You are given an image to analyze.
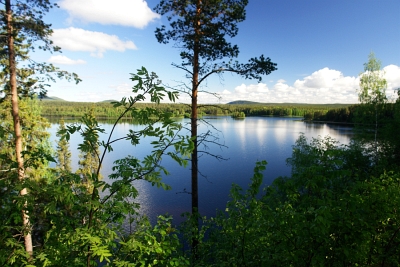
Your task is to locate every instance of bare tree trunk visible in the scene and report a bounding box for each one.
[6,0,33,257]
[190,0,201,254]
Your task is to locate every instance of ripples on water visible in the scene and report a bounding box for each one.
[48,116,353,226]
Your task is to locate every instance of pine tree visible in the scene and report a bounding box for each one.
[76,108,101,190]
[0,97,53,259]
[1,0,80,255]
[56,118,72,172]
[154,0,277,252]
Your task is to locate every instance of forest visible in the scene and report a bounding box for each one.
[39,100,352,120]
[1,0,399,266]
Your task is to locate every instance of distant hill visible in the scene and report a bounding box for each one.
[100,99,118,103]
[227,100,262,105]
[41,96,66,101]
[226,100,353,108]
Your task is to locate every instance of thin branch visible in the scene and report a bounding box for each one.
[176,188,191,195]
[200,118,225,137]
[0,168,17,172]
[108,136,129,145]
[196,166,212,184]
[163,80,192,97]
[197,68,224,87]
[197,150,227,161]
[99,128,183,206]
[172,62,193,76]
[197,90,222,100]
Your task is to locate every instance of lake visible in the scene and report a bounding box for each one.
[47,116,353,226]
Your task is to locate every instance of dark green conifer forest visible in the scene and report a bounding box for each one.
[39,100,353,120]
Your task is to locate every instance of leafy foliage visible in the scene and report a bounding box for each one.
[55,118,72,172]
[190,135,400,266]
[231,111,245,118]
[1,0,82,256]
[1,25,399,267]
[0,97,53,178]
[354,52,388,145]
[0,68,193,266]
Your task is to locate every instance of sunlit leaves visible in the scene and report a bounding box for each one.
[358,52,387,105]
[188,135,400,266]
[39,67,193,266]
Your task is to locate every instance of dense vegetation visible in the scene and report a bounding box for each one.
[311,103,400,127]
[231,111,245,118]
[1,68,193,266]
[39,99,352,120]
[1,0,398,265]
[1,63,399,266]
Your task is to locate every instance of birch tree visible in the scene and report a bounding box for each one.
[357,52,387,162]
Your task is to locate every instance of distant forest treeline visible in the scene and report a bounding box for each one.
[310,103,399,124]
[39,100,354,120]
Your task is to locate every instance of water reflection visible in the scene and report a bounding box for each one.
[48,117,353,225]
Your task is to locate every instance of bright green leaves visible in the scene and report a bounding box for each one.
[88,240,113,264]
[353,53,400,172]
[40,67,193,266]
[55,118,72,172]
[358,52,387,105]
[187,134,400,266]
[191,161,269,266]
[113,216,189,267]
[247,160,266,198]
[127,67,179,105]
[3,65,193,265]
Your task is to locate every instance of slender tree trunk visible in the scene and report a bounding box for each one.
[6,0,33,256]
[190,0,201,254]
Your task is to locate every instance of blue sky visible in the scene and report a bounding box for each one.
[35,0,400,103]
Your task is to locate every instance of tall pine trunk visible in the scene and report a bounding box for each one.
[6,0,33,256]
[190,0,201,253]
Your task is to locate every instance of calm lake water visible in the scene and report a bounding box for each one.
[48,116,353,225]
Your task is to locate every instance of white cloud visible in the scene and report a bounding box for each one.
[59,65,400,103]
[234,83,269,94]
[302,68,343,88]
[292,68,359,102]
[383,65,400,101]
[357,64,400,101]
[48,55,86,65]
[234,84,247,94]
[215,65,400,104]
[51,27,137,57]
[273,81,290,92]
[383,64,400,91]
[111,83,131,94]
[59,0,160,28]
[125,65,398,104]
